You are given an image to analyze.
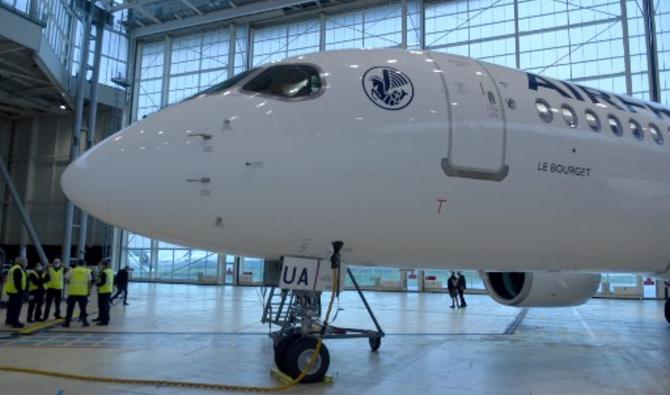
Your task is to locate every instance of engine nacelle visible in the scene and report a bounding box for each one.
[481,271,601,307]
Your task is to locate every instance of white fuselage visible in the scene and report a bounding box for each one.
[62,49,670,275]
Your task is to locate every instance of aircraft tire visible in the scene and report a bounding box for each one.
[274,333,301,372]
[369,336,381,352]
[281,336,330,383]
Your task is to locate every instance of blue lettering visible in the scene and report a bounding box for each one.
[528,73,571,98]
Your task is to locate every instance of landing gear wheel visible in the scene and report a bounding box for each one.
[369,336,381,352]
[665,299,670,324]
[274,333,301,371]
[281,336,330,383]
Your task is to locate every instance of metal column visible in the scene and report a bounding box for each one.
[642,0,661,103]
[0,153,49,266]
[620,0,633,96]
[62,8,94,266]
[401,0,408,49]
[76,20,105,261]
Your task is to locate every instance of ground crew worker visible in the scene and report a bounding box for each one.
[0,248,6,309]
[43,258,65,320]
[26,261,47,323]
[63,260,93,328]
[92,259,113,326]
[3,257,27,328]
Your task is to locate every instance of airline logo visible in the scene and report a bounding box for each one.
[363,67,414,110]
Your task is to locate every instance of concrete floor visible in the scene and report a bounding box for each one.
[0,283,668,395]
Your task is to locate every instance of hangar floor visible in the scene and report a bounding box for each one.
[0,283,668,395]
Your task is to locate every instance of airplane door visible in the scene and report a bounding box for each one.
[433,55,508,181]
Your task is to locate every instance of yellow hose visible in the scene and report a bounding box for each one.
[0,268,340,392]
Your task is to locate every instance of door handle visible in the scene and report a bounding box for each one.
[186,177,210,183]
[187,132,212,141]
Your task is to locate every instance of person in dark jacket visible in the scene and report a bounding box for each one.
[110,265,130,305]
[447,272,459,309]
[457,271,467,308]
[3,256,27,328]
[26,261,48,322]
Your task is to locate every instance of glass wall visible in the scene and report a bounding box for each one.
[135,25,248,120]
[136,41,165,119]
[325,5,403,50]
[658,0,670,106]
[253,19,320,66]
[70,1,129,88]
[125,233,152,279]
[122,233,219,282]
[168,29,231,104]
[124,0,668,296]
[1,0,30,14]
[41,0,73,66]
[426,0,517,67]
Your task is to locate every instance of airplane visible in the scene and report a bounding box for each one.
[61,48,670,382]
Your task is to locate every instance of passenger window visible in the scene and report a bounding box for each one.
[585,110,601,132]
[536,99,553,123]
[629,119,644,141]
[649,124,663,145]
[561,105,578,128]
[242,65,322,99]
[607,115,623,137]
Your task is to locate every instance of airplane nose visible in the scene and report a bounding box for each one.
[61,145,112,222]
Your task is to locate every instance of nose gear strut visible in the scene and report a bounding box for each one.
[264,241,386,383]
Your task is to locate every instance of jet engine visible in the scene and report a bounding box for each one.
[480,271,601,307]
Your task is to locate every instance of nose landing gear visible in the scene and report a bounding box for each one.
[265,242,385,383]
[665,298,669,324]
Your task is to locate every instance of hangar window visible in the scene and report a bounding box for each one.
[242,65,322,99]
[629,119,644,141]
[535,99,553,123]
[585,110,601,132]
[649,124,663,145]
[607,115,623,137]
[561,105,578,128]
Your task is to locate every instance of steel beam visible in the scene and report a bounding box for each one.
[642,0,661,102]
[401,0,407,49]
[180,0,203,15]
[0,152,49,266]
[62,10,94,266]
[130,0,308,39]
[77,21,105,261]
[620,0,633,96]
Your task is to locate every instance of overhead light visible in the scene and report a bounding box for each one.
[59,105,67,110]
[387,59,398,64]
[349,65,359,68]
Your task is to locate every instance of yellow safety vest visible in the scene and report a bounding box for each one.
[46,267,64,290]
[27,269,46,292]
[69,266,92,296]
[99,268,114,294]
[4,264,26,294]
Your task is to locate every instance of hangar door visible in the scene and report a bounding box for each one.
[435,56,508,181]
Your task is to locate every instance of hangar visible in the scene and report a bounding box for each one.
[1,0,669,394]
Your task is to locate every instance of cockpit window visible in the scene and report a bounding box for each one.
[242,65,322,99]
[200,68,260,95]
